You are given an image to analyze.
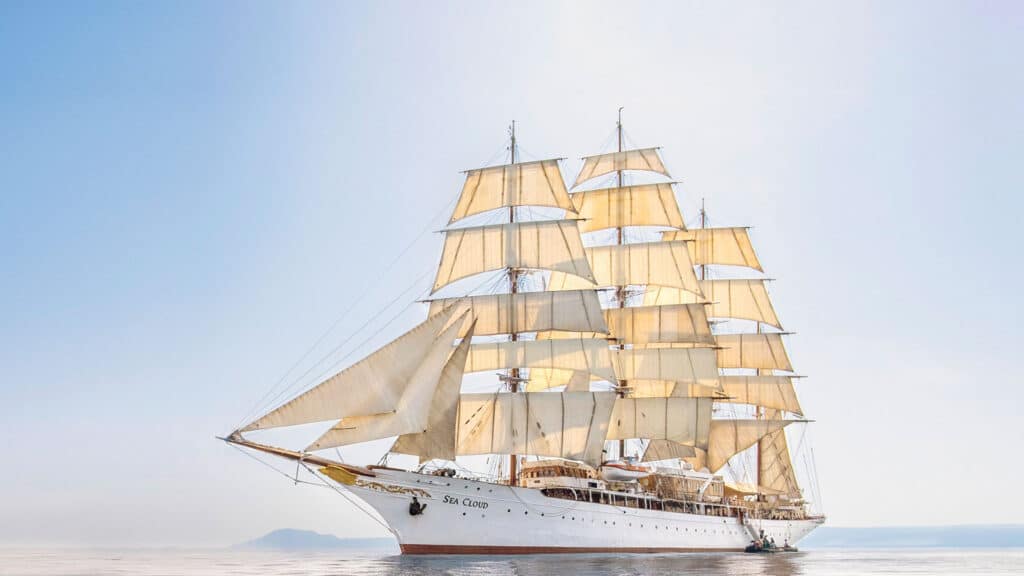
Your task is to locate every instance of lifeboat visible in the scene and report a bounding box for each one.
[599,461,650,482]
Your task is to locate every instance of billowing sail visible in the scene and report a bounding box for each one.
[604,304,715,345]
[642,439,697,462]
[626,379,723,398]
[432,220,595,293]
[569,183,684,232]
[644,280,780,329]
[606,397,714,450]
[719,375,803,415]
[465,338,617,383]
[449,159,575,224]
[758,408,802,495]
[241,305,467,432]
[391,321,477,462]
[664,227,762,271]
[427,290,608,336]
[715,333,793,371]
[704,419,794,473]
[457,392,617,466]
[574,147,669,187]
[525,367,592,391]
[549,240,702,295]
[306,315,468,450]
[613,347,720,389]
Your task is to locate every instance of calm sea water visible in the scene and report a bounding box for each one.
[1,548,1021,576]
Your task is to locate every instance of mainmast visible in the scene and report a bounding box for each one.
[615,108,627,461]
[507,120,520,486]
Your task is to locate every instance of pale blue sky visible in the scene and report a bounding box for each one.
[1,1,1022,547]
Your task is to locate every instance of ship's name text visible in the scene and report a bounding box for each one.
[442,495,489,509]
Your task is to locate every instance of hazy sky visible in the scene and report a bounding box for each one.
[2,1,1022,547]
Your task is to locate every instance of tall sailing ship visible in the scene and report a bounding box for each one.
[223,115,825,554]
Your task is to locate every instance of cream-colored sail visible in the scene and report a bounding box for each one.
[715,333,793,371]
[525,367,592,391]
[719,375,802,415]
[570,183,684,232]
[391,321,477,462]
[664,227,762,271]
[432,220,595,293]
[613,347,720,389]
[449,159,575,224]
[758,408,802,495]
[427,290,608,336]
[604,304,715,345]
[465,338,617,383]
[701,280,781,328]
[573,148,669,187]
[704,419,794,473]
[641,439,697,462]
[457,392,617,466]
[241,306,466,432]
[606,397,714,450]
[549,240,702,295]
[626,380,723,398]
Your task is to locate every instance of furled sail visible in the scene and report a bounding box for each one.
[549,240,702,296]
[449,159,575,224]
[641,439,697,462]
[464,338,617,383]
[427,290,608,336]
[613,347,720,389]
[241,305,467,432]
[569,183,685,232]
[719,375,803,415]
[606,397,714,450]
[604,303,715,345]
[391,321,477,462]
[703,419,794,473]
[573,147,669,187]
[715,333,793,372]
[758,408,802,495]
[663,227,763,271]
[432,220,595,293]
[457,392,617,467]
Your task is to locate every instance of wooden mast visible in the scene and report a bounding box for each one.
[508,120,520,486]
[615,108,627,461]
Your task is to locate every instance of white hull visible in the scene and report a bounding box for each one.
[343,468,823,554]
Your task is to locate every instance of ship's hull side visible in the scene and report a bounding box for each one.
[343,469,823,554]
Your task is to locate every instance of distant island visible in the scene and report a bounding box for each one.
[802,525,1024,548]
[238,525,1023,551]
[235,529,397,551]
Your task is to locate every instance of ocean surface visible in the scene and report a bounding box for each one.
[1,548,1022,576]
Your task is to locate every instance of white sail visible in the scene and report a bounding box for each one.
[427,290,608,336]
[703,419,794,473]
[719,375,803,415]
[449,159,575,224]
[613,347,720,389]
[241,305,467,432]
[549,240,702,295]
[604,303,715,345]
[465,338,617,383]
[573,147,669,187]
[758,408,802,495]
[525,367,592,392]
[308,315,470,451]
[625,380,723,398]
[432,220,595,293]
[569,183,684,232]
[391,321,478,462]
[641,439,697,462]
[457,392,617,467]
[606,397,714,450]
[664,227,763,271]
[643,280,780,329]
[715,333,793,372]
